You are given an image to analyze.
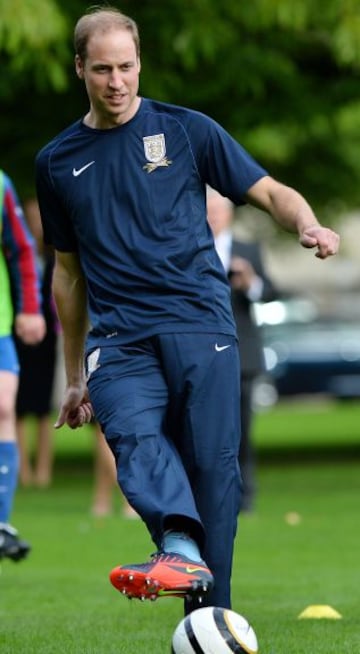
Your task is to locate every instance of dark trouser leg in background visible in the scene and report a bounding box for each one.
[239,375,256,513]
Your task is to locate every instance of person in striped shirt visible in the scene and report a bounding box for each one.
[0,170,46,562]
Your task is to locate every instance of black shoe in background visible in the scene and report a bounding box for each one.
[0,524,31,562]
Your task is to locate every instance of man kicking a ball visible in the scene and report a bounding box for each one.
[36,6,339,614]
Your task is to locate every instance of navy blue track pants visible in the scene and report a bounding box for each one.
[86,333,241,609]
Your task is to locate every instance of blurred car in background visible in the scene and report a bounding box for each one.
[254,296,360,402]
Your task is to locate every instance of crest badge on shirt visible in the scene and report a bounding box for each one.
[143,133,172,173]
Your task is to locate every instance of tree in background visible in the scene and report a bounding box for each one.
[0,0,69,94]
[1,0,360,216]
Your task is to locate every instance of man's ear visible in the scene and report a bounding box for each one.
[75,54,85,80]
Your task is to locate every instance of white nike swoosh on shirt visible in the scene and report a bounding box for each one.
[72,161,95,177]
[215,344,231,352]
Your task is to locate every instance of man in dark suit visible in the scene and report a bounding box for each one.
[207,187,278,512]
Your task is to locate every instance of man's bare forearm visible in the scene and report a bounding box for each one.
[245,176,339,259]
[53,253,88,386]
[246,177,317,231]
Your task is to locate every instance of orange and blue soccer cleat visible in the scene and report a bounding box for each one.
[109,551,214,602]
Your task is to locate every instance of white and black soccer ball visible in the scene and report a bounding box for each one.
[171,606,258,654]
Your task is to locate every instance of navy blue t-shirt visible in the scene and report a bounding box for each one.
[36,97,267,348]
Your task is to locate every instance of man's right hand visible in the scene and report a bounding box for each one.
[55,385,94,429]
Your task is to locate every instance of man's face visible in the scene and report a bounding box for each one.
[75,27,141,128]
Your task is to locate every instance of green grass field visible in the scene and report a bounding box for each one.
[1,400,359,653]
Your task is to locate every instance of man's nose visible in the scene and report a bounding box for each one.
[108,70,123,88]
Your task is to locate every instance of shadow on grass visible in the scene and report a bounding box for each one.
[53,441,360,474]
[257,440,360,464]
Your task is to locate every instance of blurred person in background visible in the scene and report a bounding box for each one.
[91,421,138,519]
[91,421,116,517]
[14,199,59,488]
[35,6,339,612]
[0,171,45,562]
[207,188,278,513]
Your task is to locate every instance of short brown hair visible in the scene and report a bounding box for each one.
[74,5,140,61]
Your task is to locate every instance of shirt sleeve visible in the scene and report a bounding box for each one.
[188,112,268,204]
[35,149,78,252]
[2,174,42,314]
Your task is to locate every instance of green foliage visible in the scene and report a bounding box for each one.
[0,0,70,93]
[1,0,360,214]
